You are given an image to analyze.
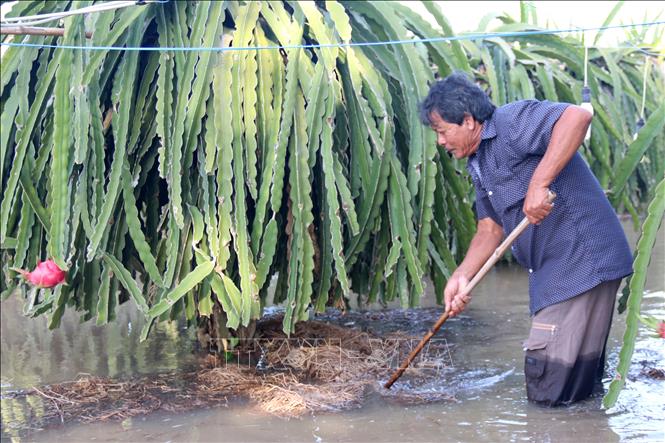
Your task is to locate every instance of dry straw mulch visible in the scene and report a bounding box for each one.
[3,315,454,432]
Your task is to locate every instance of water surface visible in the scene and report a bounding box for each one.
[1,221,663,442]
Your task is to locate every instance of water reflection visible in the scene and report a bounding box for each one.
[1,298,197,390]
[0,299,198,440]
[1,221,663,442]
[606,290,665,441]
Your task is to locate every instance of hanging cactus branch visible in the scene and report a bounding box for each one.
[1,2,663,344]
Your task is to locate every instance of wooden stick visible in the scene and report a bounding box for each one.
[384,191,556,389]
[0,26,93,39]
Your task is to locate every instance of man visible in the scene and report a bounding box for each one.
[419,73,633,406]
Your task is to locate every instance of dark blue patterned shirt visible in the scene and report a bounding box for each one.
[467,100,633,315]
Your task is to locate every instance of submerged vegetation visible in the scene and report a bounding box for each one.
[0,312,452,434]
[1,1,663,404]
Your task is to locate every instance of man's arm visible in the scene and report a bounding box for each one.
[524,105,593,224]
[444,217,504,316]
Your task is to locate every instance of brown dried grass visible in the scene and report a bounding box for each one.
[250,379,366,417]
[6,317,453,432]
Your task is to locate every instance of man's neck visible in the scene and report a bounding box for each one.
[468,122,484,156]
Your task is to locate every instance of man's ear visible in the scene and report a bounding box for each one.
[463,113,476,130]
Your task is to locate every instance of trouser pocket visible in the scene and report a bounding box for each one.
[523,323,557,403]
[525,351,546,378]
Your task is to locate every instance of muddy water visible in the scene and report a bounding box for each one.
[1,221,663,442]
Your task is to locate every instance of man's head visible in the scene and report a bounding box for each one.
[419,73,495,159]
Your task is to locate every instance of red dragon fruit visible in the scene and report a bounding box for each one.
[16,259,66,288]
[639,315,665,339]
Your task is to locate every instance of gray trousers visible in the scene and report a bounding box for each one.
[523,279,621,406]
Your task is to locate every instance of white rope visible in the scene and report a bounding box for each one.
[584,46,589,87]
[581,31,593,141]
[1,1,159,27]
[640,56,649,119]
[634,56,650,140]
[2,2,133,24]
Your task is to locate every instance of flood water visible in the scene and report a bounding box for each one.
[1,220,663,442]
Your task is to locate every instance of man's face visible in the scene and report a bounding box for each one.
[429,111,478,159]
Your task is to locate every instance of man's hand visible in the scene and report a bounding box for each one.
[523,184,553,225]
[444,272,471,317]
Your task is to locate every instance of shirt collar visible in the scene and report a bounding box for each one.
[480,112,497,140]
[467,112,496,171]
[467,112,496,180]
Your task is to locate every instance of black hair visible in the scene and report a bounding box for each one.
[419,72,496,126]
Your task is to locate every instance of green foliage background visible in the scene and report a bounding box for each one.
[1,1,663,342]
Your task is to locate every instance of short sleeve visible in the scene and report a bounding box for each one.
[507,100,570,156]
[471,177,502,225]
